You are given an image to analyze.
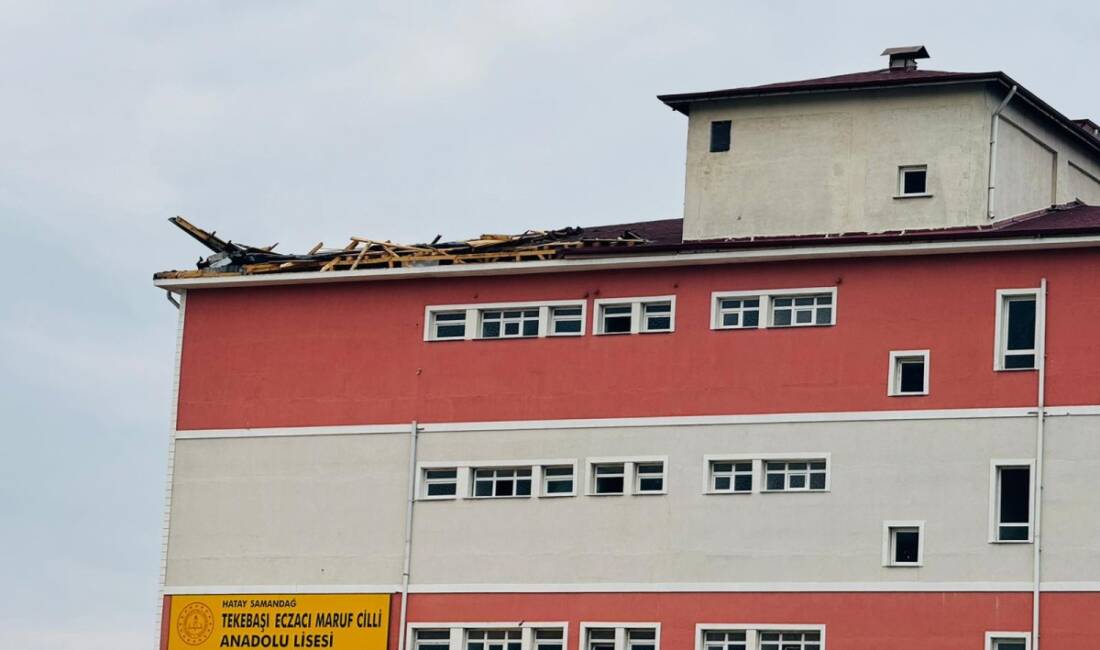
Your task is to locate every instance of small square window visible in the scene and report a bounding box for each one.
[889,350,929,396]
[702,630,747,650]
[415,629,452,650]
[635,462,665,493]
[991,639,1027,650]
[586,628,616,650]
[710,120,732,152]
[710,461,753,493]
[542,465,575,496]
[626,628,657,650]
[600,304,633,334]
[550,306,584,335]
[759,630,820,650]
[592,463,626,495]
[431,311,467,339]
[716,297,761,329]
[640,301,673,333]
[423,468,458,498]
[534,629,565,650]
[898,165,928,196]
[884,521,924,566]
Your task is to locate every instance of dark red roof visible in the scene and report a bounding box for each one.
[580,217,683,246]
[657,68,1100,159]
[567,201,1100,257]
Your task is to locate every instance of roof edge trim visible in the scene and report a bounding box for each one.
[154,233,1100,291]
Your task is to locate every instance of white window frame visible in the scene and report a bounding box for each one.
[417,459,577,500]
[702,453,831,495]
[541,463,578,498]
[580,623,661,650]
[593,296,677,335]
[704,458,755,495]
[470,466,534,499]
[418,465,460,501]
[423,300,587,341]
[427,310,469,341]
[634,461,666,495]
[984,632,1031,650]
[882,520,925,567]
[994,289,1040,371]
[989,459,1036,544]
[694,624,825,650]
[896,164,931,198]
[406,622,569,650]
[887,350,930,396]
[761,457,830,493]
[711,288,837,330]
[586,456,669,496]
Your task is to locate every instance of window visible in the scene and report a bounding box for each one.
[635,462,665,494]
[698,626,824,650]
[764,460,827,492]
[550,306,584,335]
[771,294,833,327]
[430,311,466,340]
[759,631,822,650]
[883,521,924,567]
[534,629,565,650]
[594,296,676,335]
[991,461,1034,543]
[472,467,532,498]
[424,301,586,341]
[986,633,1030,650]
[702,630,747,650]
[592,463,626,495]
[422,468,458,498]
[542,465,575,496]
[715,296,760,329]
[712,288,836,330]
[897,165,928,196]
[481,309,539,339]
[583,625,659,650]
[710,120,732,152]
[709,461,753,493]
[888,350,929,396]
[627,628,657,650]
[466,629,521,650]
[414,630,451,650]
[996,290,1039,370]
[641,302,673,332]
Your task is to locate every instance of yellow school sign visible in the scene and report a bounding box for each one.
[165,594,390,649]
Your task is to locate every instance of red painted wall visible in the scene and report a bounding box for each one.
[175,249,1100,430]
[405,592,1098,650]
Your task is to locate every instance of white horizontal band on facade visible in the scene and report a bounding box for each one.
[162,581,1100,595]
[173,405,1100,439]
[153,234,1100,291]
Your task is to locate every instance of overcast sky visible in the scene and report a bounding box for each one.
[1,1,1097,648]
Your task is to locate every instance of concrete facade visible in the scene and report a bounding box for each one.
[679,85,1100,240]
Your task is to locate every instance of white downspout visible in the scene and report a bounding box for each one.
[987,85,1019,220]
[397,420,420,650]
[1032,278,1048,650]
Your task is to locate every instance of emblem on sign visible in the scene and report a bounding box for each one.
[177,601,215,646]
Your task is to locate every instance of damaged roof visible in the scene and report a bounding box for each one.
[155,202,1100,281]
[153,216,678,279]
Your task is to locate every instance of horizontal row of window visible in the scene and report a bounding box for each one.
[420,458,1035,545]
[423,288,1040,372]
[418,456,830,500]
[412,624,829,650]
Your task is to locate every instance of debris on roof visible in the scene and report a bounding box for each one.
[154,216,663,279]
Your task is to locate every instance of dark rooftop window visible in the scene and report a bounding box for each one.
[710,120,731,152]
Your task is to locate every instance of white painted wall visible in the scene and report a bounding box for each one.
[993,95,1100,218]
[680,84,1100,240]
[681,86,992,240]
[164,413,1100,590]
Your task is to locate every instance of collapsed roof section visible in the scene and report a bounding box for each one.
[153,216,672,279]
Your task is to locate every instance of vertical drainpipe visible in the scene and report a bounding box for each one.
[1032,278,1048,650]
[397,420,420,650]
[987,85,1019,220]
